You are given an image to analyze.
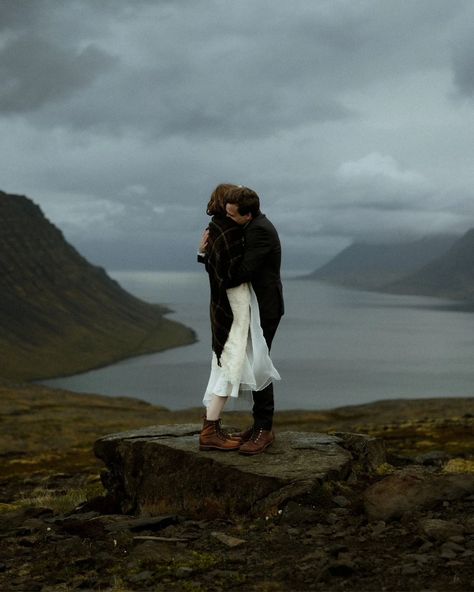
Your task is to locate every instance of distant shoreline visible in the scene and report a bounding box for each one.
[36,317,198,384]
[296,275,474,311]
[2,310,196,383]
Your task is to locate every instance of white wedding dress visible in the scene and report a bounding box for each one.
[203,283,280,408]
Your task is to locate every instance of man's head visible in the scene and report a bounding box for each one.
[225,186,261,225]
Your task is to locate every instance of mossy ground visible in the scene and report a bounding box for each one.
[0,312,195,382]
[1,382,473,591]
[1,380,473,511]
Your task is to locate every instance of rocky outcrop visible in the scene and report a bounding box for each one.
[94,424,386,519]
[363,466,474,521]
[0,190,195,380]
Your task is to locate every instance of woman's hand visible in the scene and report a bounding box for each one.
[198,228,209,253]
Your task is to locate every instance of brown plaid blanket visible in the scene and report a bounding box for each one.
[205,215,244,363]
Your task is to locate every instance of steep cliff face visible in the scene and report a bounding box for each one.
[0,190,195,381]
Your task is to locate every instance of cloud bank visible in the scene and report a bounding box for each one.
[1,0,474,271]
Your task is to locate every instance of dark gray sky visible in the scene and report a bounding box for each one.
[1,0,474,271]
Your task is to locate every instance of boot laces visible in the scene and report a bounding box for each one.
[216,419,231,440]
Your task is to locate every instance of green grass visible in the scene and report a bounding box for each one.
[7,480,105,514]
[0,314,195,381]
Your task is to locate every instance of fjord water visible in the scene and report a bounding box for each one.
[44,271,474,410]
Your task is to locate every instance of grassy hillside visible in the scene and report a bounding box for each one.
[0,191,196,381]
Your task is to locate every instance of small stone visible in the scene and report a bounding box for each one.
[211,532,246,547]
[306,525,328,538]
[371,521,387,536]
[332,495,350,508]
[405,553,430,565]
[464,517,474,534]
[105,515,180,532]
[414,451,451,466]
[418,541,434,553]
[175,567,194,579]
[445,560,465,567]
[449,535,466,544]
[286,527,301,536]
[332,507,350,516]
[440,548,457,560]
[419,518,465,541]
[441,541,465,554]
[326,513,340,524]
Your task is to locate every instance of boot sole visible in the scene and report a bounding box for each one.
[199,445,240,451]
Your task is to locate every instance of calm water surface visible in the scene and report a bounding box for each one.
[43,271,474,410]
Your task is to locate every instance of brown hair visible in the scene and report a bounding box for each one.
[206,183,238,216]
[225,186,261,217]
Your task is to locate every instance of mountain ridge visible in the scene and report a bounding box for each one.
[307,234,458,291]
[384,228,474,300]
[0,190,196,381]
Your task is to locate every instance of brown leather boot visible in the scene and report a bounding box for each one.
[199,419,241,451]
[231,425,255,443]
[201,416,242,442]
[238,428,274,455]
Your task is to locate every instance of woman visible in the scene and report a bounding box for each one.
[198,184,280,451]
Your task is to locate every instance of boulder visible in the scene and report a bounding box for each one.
[94,425,385,519]
[363,466,474,521]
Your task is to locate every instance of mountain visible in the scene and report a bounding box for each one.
[307,235,458,290]
[384,228,474,300]
[0,190,195,381]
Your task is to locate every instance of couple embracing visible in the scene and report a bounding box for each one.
[197,184,284,455]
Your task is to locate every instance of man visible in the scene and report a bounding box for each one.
[224,186,284,455]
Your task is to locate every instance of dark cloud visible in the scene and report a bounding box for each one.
[0,34,116,113]
[0,0,45,31]
[452,38,474,97]
[0,0,474,271]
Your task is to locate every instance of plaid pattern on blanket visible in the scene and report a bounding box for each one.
[206,215,244,364]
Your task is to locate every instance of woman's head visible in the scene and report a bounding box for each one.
[206,184,238,216]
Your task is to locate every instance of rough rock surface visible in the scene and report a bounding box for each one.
[94,424,386,518]
[364,466,474,521]
[2,392,473,591]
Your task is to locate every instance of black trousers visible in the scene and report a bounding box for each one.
[252,317,281,430]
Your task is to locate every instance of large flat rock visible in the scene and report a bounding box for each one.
[94,424,385,518]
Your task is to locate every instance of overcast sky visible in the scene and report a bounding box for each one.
[1,0,474,271]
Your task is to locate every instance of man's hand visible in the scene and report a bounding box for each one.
[198,228,209,254]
